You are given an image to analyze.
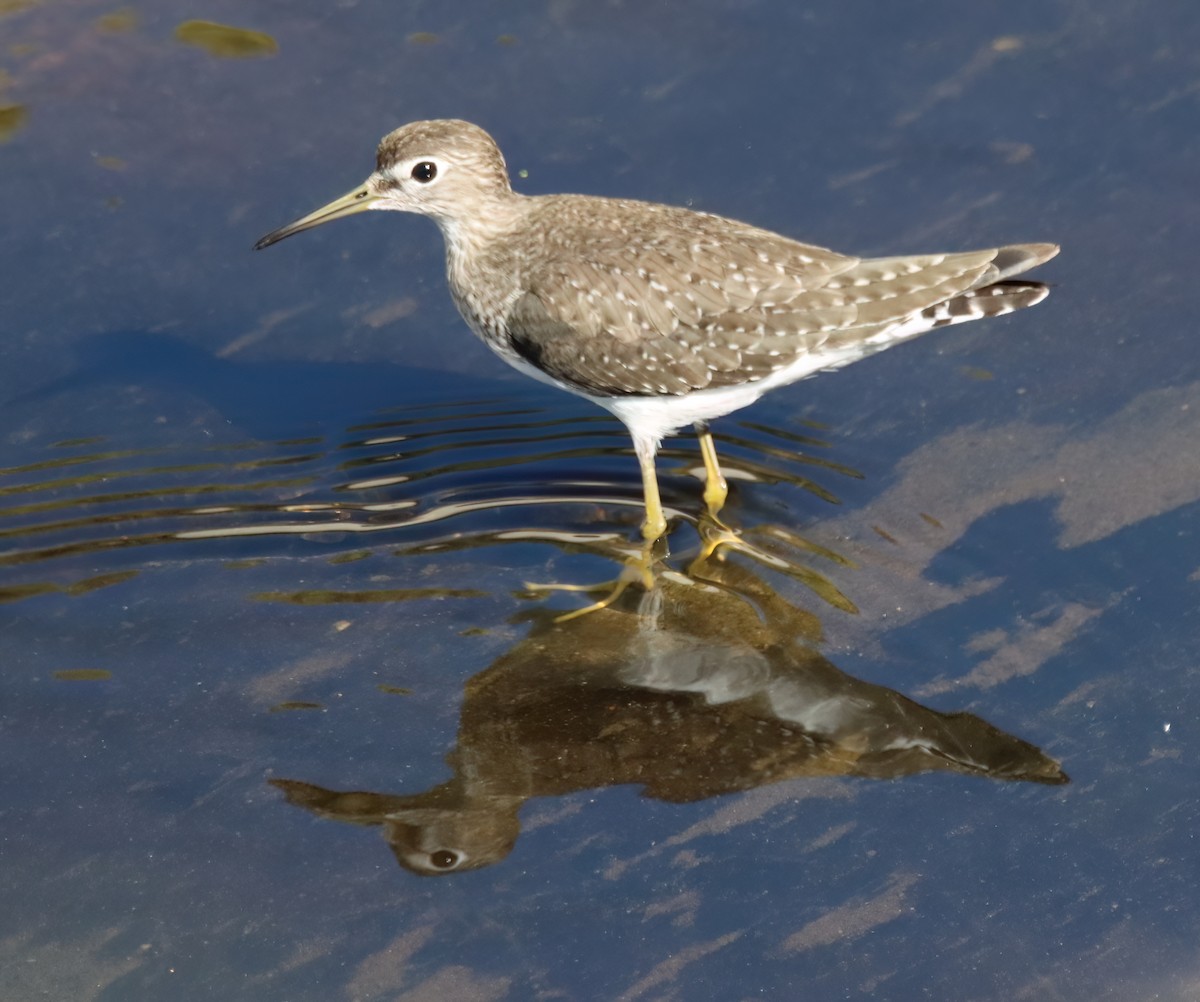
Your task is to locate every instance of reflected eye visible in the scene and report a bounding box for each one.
[429,849,459,869]
[411,161,438,183]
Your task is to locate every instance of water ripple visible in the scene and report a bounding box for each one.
[0,393,861,609]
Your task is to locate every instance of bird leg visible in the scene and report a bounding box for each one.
[692,424,740,559]
[633,431,669,541]
[523,432,671,620]
[694,422,729,519]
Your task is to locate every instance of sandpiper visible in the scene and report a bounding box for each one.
[255,119,1058,541]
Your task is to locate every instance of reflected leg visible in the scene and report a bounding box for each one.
[525,536,664,621]
[549,538,659,621]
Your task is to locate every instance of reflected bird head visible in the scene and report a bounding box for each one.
[384,803,522,877]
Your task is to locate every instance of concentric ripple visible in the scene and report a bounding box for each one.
[0,391,862,608]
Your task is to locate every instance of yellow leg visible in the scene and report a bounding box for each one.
[634,433,668,541]
[695,423,728,518]
[521,432,667,620]
[692,424,738,561]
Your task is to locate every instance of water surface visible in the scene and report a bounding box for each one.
[2,1,1198,999]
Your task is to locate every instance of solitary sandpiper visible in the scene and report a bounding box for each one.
[255,118,1058,542]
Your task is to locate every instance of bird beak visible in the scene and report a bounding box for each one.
[254,184,381,250]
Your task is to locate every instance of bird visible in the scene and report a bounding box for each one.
[255,118,1058,543]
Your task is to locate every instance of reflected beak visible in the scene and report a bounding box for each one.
[253,184,380,250]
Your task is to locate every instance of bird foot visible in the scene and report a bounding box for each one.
[687,514,859,614]
[524,538,665,621]
[692,511,743,564]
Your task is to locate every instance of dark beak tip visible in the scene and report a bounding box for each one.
[253,231,286,252]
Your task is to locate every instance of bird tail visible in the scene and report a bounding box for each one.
[920,278,1052,329]
[924,242,1059,328]
[984,242,1059,283]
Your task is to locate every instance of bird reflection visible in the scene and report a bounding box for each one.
[271,549,1066,876]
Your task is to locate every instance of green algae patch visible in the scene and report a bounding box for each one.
[175,20,278,58]
[0,104,27,143]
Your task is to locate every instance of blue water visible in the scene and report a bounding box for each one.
[3,1,1199,999]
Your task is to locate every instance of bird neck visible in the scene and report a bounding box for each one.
[436,189,525,261]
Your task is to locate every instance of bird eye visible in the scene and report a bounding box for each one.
[411,161,438,183]
[429,849,459,869]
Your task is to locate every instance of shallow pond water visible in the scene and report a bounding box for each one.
[2,1,1199,999]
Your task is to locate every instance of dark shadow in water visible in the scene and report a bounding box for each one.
[13,330,485,438]
[271,551,1067,877]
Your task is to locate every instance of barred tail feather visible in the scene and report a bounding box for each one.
[922,279,1050,330]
